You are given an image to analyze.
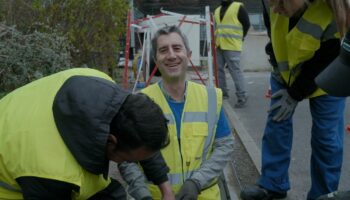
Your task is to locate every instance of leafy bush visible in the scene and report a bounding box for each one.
[1,0,128,77]
[33,0,128,77]
[0,0,128,94]
[0,22,74,93]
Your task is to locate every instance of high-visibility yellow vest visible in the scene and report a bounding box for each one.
[0,68,112,199]
[271,0,339,98]
[142,81,222,200]
[214,2,243,51]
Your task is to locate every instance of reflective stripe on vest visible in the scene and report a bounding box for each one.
[296,18,323,39]
[216,24,242,30]
[205,86,217,163]
[277,61,289,72]
[277,62,303,78]
[0,181,21,193]
[215,33,242,39]
[271,0,339,98]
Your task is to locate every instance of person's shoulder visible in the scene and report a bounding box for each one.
[188,81,206,89]
[141,82,159,93]
[188,82,222,96]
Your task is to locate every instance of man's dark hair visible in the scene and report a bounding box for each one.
[110,93,169,152]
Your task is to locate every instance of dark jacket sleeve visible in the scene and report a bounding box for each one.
[139,151,169,185]
[237,5,251,38]
[88,179,127,200]
[261,0,271,37]
[260,0,277,67]
[16,176,77,200]
[17,176,127,200]
[287,39,340,101]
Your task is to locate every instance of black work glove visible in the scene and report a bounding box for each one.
[175,179,201,200]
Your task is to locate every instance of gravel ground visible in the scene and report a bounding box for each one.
[231,131,260,189]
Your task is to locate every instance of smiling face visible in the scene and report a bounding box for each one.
[269,0,307,17]
[155,32,192,83]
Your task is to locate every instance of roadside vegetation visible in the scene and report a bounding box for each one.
[0,0,128,97]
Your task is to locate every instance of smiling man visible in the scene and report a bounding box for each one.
[124,26,235,200]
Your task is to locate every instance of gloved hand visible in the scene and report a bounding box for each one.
[175,179,201,200]
[269,89,298,122]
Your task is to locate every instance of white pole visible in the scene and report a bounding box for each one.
[130,0,135,55]
[205,6,214,87]
[145,30,151,84]
[132,31,147,93]
[147,15,158,33]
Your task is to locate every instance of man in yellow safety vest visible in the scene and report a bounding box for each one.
[214,0,250,108]
[0,68,170,199]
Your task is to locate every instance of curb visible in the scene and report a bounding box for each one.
[223,101,262,175]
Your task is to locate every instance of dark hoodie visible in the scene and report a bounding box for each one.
[16,76,169,199]
[53,76,128,176]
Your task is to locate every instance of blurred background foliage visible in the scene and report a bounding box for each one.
[0,0,128,97]
[0,23,73,95]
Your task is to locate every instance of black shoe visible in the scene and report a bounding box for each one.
[317,190,350,200]
[223,92,229,99]
[234,96,248,108]
[240,186,287,200]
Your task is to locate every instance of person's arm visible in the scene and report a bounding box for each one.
[158,181,175,200]
[118,162,152,200]
[139,151,174,199]
[189,136,234,189]
[16,176,77,200]
[237,5,251,38]
[189,108,234,189]
[119,152,173,199]
[287,39,340,101]
[139,151,169,185]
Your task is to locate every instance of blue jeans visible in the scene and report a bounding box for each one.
[258,74,346,200]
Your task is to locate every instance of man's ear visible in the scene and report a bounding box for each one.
[188,50,192,59]
[107,134,118,145]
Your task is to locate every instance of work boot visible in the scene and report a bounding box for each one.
[223,92,229,100]
[317,190,350,200]
[234,96,247,108]
[240,185,287,200]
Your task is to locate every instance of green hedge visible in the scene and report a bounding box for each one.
[0,23,74,93]
[0,0,128,93]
